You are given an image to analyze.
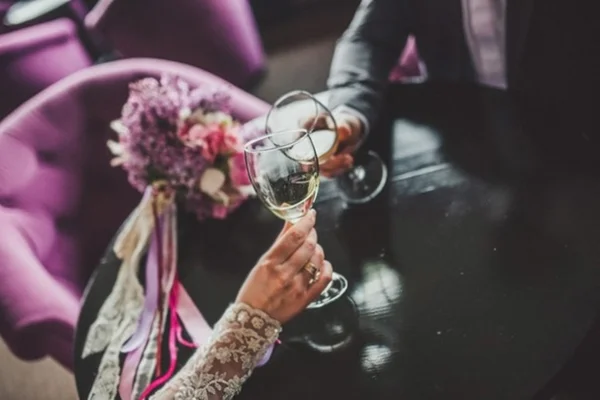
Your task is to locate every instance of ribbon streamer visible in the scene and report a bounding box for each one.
[131,201,177,399]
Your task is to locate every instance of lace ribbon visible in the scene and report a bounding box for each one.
[82,186,172,400]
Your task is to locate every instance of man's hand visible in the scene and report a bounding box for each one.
[320,113,364,178]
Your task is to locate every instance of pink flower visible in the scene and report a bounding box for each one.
[179,121,243,161]
[228,152,250,186]
[179,123,224,162]
[222,126,242,153]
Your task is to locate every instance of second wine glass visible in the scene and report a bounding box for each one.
[265,90,387,204]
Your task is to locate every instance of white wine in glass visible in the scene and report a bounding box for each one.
[265,170,319,223]
[244,128,348,310]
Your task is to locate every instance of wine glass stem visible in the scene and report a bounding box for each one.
[350,165,366,182]
[288,212,333,294]
[322,279,334,293]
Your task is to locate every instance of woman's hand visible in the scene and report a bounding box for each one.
[236,210,332,324]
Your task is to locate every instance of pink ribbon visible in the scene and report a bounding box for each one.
[175,283,274,366]
[176,283,211,344]
[138,276,182,399]
[119,345,144,400]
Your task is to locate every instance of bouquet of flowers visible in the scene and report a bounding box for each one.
[82,75,261,400]
[108,74,253,220]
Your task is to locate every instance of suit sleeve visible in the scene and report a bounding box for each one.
[327,0,412,130]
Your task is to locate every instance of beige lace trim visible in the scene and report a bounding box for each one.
[150,303,281,400]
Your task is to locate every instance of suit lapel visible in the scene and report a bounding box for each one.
[506,0,535,86]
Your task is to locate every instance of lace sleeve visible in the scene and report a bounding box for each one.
[150,303,281,400]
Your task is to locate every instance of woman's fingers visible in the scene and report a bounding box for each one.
[268,210,316,263]
[288,244,326,296]
[305,260,333,302]
[311,243,325,267]
[279,229,318,279]
[276,221,293,239]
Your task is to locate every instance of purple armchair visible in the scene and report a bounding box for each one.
[0,58,269,370]
[0,1,12,32]
[0,18,92,118]
[85,0,266,88]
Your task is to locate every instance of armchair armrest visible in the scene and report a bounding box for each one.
[0,211,79,370]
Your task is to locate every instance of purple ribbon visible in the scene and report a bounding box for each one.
[257,344,275,367]
[121,214,162,353]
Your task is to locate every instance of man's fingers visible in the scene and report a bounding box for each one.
[320,154,354,177]
[337,123,352,142]
[301,114,335,132]
[336,121,363,154]
[268,210,316,262]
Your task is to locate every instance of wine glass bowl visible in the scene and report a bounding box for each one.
[265,90,387,204]
[266,91,340,163]
[305,113,340,163]
[265,90,320,135]
[244,129,319,224]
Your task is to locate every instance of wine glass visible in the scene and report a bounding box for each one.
[265,90,387,204]
[244,129,348,309]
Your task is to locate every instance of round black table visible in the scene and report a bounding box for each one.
[75,84,600,400]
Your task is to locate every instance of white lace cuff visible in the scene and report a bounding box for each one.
[150,303,281,400]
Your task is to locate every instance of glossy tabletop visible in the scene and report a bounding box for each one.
[75,83,600,400]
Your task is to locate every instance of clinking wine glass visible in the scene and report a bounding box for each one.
[265,90,387,204]
[244,129,348,312]
[245,129,353,352]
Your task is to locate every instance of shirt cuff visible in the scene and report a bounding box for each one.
[332,105,370,149]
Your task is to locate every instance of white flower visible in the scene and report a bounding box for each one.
[106,140,127,166]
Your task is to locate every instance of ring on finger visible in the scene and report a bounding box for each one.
[303,262,321,286]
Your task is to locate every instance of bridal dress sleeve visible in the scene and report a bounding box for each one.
[150,303,281,400]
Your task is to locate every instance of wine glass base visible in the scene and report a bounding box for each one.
[336,150,387,204]
[300,296,358,353]
[302,332,355,353]
[307,272,348,309]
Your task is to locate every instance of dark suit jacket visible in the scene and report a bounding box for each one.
[328,0,599,134]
